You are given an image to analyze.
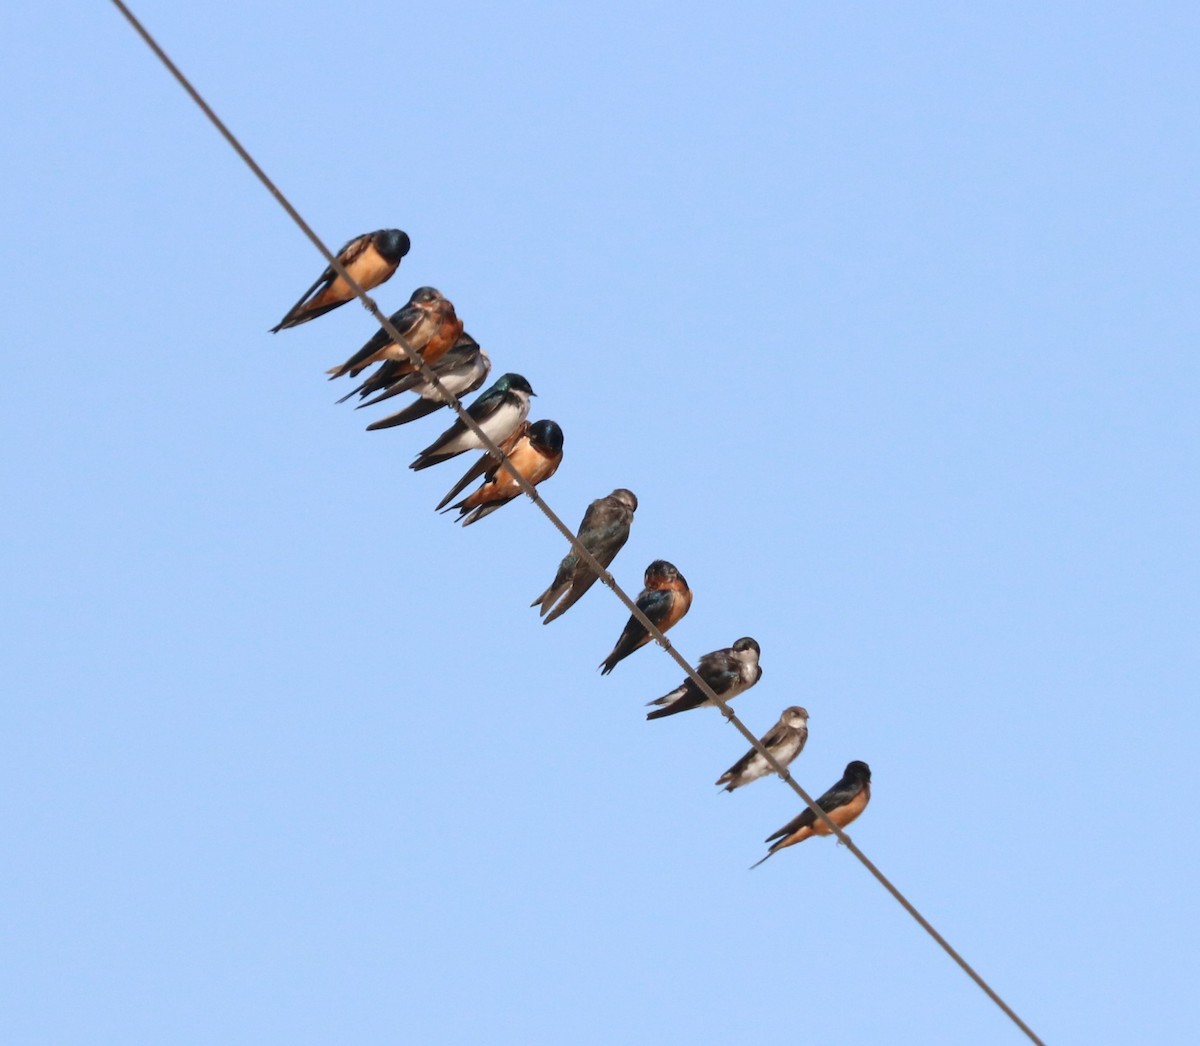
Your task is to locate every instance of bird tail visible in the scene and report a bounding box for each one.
[530,577,570,619]
[541,573,600,625]
[270,273,329,332]
[356,369,422,408]
[366,398,445,432]
[645,684,685,713]
[459,501,507,526]
[645,702,683,721]
[435,452,496,510]
[410,448,457,472]
[749,850,775,870]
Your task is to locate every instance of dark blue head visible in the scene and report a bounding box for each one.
[374,228,411,262]
[844,761,871,782]
[529,419,564,454]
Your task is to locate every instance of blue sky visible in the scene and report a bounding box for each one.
[3,3,1197,1043]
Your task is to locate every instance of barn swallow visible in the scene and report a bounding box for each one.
[645,637,761,720]
[409,373,535,470]
[271,228,410,332]
[531,489,638,624]
[354,335,492,428]
[326,286,462,380]
[715,706,809,792]
[751,760,872,868]
[444,419,564,525]
[598,560,692,675]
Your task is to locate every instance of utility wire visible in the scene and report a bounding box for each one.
[109,5,1046,1043]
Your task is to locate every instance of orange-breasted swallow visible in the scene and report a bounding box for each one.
[349,334,491,428]
[751,760,871,868]
[409,373,535,469]
[531,489,638,624]
[598,560,692,675]
[443,419,564,526]
[326,286,462,380]
[645,637,761,720]
[271,228,410,332]
[716,706,809,792]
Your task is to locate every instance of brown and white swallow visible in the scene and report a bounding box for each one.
[645,637,762,720]
[715,706,809,792]
[531,489,638,624]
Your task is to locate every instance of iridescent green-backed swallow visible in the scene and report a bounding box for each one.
[409,373,535,472]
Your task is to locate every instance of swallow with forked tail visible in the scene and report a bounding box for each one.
[716,706,809,792]
[272,228,409,332]
[327,286,462,380]
[599,560,692,675]
[531,489,637,624]
[645,637,761,720]
[751,760,871,868]
[444,419,563,525]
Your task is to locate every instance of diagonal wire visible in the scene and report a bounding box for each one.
[108,4,1046,1043]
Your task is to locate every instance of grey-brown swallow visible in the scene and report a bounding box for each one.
[531,489,637,624]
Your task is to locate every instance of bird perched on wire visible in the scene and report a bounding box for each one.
[271,228,410,332]
[442,419,564,526]
[645,637,761,720]
[599,560,692,675]
[409,373,535,470]
[715,706,809,792]
[531,489,638,624]
[349,334,491,429]
[751,760,872,868]
[326,286,462,380]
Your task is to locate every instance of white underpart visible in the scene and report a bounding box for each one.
[740,732,803,784]
[723,650,761,698]
[441,392,530,453]
[421,362,485,403]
